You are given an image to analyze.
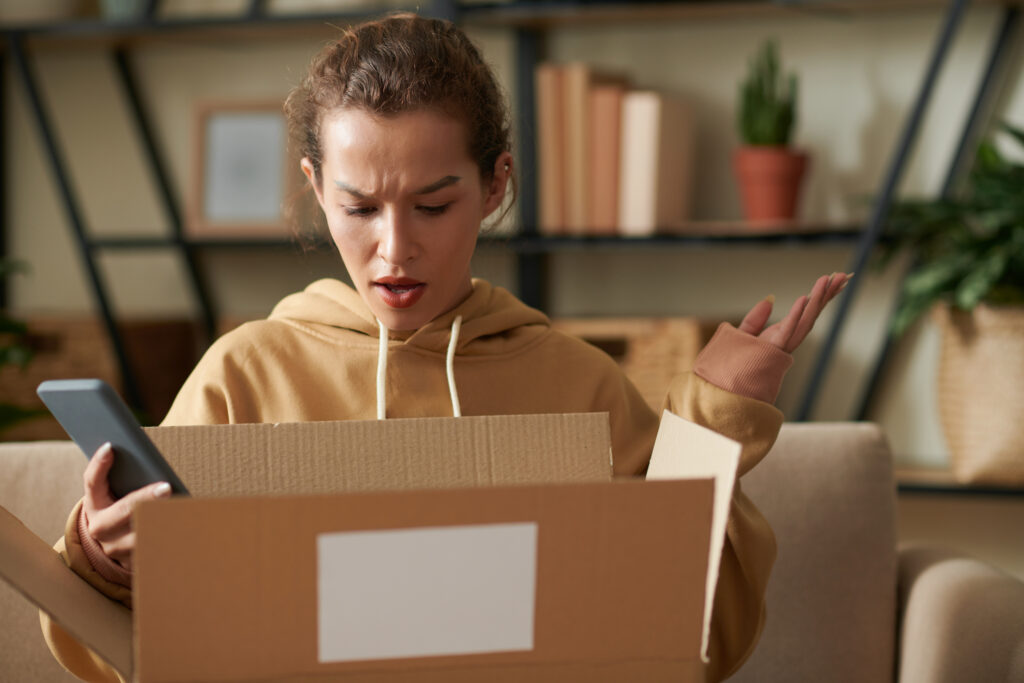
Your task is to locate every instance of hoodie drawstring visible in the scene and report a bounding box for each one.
[446,316,463,418]
[375,315,463,420]
[376,319,389,420]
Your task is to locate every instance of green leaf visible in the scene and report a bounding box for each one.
[1002,121,1024,150]
[974,140,1005,173]
[738,39,796,145]
[0,259,29,278]
[891,294,938,337]
[955,247,1010,309]
[902,255,969,298]
[0,317,28,335]
[0,403,47,434]
[0,345,33,369]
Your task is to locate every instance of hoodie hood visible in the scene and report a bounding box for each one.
[268,278,551,356]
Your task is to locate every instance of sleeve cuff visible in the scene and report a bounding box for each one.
[693,323,794,404]
[77,505,133,589]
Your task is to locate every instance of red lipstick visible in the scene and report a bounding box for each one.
[374,277,426,309]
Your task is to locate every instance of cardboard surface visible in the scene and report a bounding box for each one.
[647,411,741,662]
[144,413,613,497]
[1,412,728,683]
[0,505,133,676]
[133,479,713,682]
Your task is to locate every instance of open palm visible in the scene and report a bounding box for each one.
[739,273,851,353]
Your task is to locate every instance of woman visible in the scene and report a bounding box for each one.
[43,13,849,682]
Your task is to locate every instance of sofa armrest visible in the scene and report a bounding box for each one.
[897,544,1024,682]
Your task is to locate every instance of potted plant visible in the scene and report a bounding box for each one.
[0,260,44,436]
[880,122,1024,485]
[734,39,808,225]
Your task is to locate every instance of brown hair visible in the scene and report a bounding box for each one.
[285,12,514,204]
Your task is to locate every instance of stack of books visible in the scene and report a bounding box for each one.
[535,61,696,236]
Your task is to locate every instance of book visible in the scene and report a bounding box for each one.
[617,90,695,235]
[535,62,566,235]
[562,63,628,234]
[587,83,627,234]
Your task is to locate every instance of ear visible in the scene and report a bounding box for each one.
[482,151,513,219]
[300,157,326,210]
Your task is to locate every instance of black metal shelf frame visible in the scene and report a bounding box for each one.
[2,0,1020,417]
[797,0,1022,420]
[897,481,1024,498]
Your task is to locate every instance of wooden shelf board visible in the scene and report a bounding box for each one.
[460,0,1017,27]
[478,222,864,251]
[897,467,1024,497]
[0,10,398,48]
[4,0,1020,48]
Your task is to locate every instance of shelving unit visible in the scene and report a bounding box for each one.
[1,0,1021,426]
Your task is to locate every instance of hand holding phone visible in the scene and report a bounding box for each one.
[81,441,176,572]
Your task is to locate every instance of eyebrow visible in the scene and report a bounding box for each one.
[414,175,461,195]
[333,175,461,198]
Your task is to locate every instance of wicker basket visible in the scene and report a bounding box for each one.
[551,317,719,411]
[934,303,1024,485]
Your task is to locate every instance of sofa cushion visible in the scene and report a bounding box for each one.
[732,422,898,683]
[0,440,86,682]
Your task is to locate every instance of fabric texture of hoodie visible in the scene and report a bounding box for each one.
[43,277,790,683]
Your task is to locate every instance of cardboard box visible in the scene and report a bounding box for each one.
[0,411,740,682]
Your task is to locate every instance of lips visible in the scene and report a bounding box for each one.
[373,277,426,309]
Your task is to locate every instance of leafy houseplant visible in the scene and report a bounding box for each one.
[0,260,44,435]
[733,40,808,224]
[881,123,1024,485]
[738,39,797,146]
[880,123,1024,334]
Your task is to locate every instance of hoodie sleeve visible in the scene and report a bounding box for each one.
[663,323,790,683]
[39,500,130,683]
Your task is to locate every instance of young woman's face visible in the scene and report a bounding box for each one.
[303,108,510,331]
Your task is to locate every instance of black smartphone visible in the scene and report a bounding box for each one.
[36,378,190,499]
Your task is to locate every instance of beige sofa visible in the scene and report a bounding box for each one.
[2,423,1023,682]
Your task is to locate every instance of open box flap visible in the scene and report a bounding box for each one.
[645,410,741,663]
[0,505,132,678]
[144,413,613,497]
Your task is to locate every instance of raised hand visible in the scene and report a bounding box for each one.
[738,273,852,353]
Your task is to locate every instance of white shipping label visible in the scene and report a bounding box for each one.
[317,522,538,663]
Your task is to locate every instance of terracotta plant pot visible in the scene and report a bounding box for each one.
[733,146,808,224]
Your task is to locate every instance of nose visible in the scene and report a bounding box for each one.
[377,208,419,265]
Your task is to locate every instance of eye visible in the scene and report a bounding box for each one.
[417,203,452,216]
[344,206,377,218]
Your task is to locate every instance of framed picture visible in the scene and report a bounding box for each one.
[188,101,297,239]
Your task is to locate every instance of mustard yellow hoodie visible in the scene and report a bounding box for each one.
[43,278,787,682]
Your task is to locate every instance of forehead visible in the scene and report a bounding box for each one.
[318,108,473,172]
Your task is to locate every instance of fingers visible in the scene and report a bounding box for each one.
[785,274,831,351]
[738,295,775,336]
[827,272,852,302]
[83,443,117,513]
[776,295,810,349]
[783,272,855,352]
[753,272,854,352]
[87,481,171,570]
[82,442,172,570]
